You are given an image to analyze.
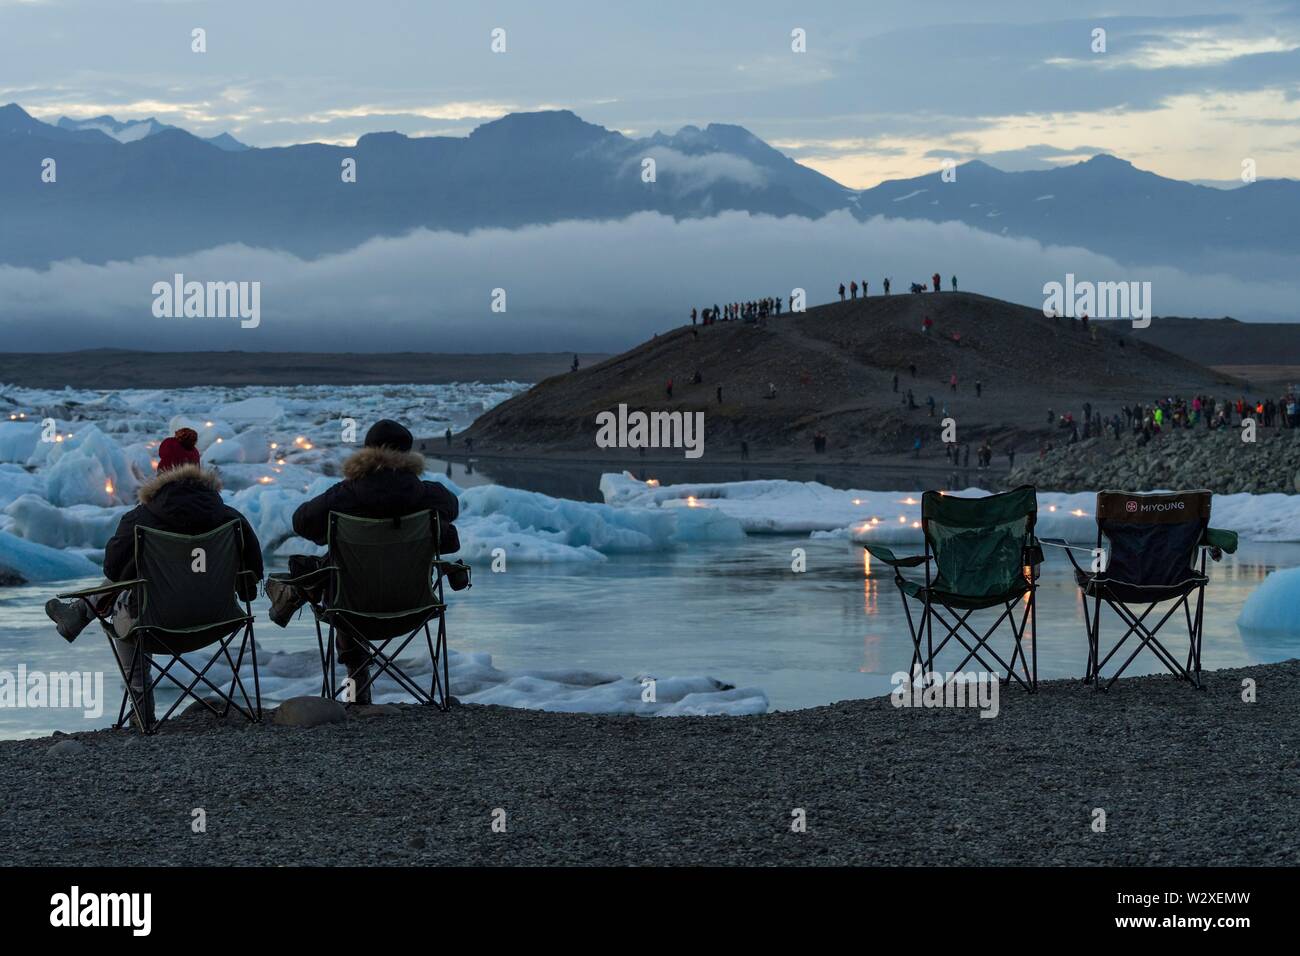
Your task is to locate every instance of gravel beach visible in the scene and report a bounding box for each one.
[3,661,1297,867]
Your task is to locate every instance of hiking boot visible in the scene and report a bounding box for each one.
[45,599,93,643]
[264,577,306,628]
[443,560,471,592]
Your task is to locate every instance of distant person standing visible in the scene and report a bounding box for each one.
[850,280,858,299]
[951,275,958,292]
[975,379,982,398]
[932,272,941,292]
[839,283,846,301]
[691,308,697,325]
[571,354,579,372]
[949,373,957,393]
[862,280,868,297]
[445,427,452,449]
[883,277,890,295]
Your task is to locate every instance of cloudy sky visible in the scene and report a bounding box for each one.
[2,0,1299,188]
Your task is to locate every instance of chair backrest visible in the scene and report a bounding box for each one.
[328,511,439,616]
[1095,490,1211,588]
[135,520,248,636]
[922,486,1037,598]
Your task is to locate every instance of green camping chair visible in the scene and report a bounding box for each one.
[280,510,465,710]
[57,520,262,735]
[866,486,1043,692]
[1044,490,1237,691]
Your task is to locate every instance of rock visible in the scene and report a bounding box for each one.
[48,739,85,756]
[182,697,235,718]
[348,703,402,719]
[273,696,347,728]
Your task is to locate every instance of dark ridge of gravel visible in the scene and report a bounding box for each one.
[2,661,1298,867]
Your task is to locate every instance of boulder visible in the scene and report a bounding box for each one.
[273,696,347,728]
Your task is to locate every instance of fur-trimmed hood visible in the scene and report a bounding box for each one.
[137,464,222,504]
[342,446,425,481]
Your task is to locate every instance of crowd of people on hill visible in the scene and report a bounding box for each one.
[691,270,962,326]
[1043,390,1300,448]
[691,297,786,325]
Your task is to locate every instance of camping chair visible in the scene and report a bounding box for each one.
[865,486,1043,692]
[1044,490,1237,691]
[57,520,261,735]
[281,510,466,710]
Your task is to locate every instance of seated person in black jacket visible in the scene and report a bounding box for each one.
[264,420,463,703]
[44,429,264,724]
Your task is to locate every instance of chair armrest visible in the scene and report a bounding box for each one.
[1204,527,1238,555]
[864,545,929,568]
[271,565,336,588]
[56,579,144,601]
[1039,538,1092,575]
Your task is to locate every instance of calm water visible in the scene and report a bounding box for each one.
[3,535,1295,738]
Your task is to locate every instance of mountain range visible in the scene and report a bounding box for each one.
[1,103,1296,279]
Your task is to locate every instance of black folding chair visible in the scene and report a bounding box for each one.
[1045,490,1237,691]
[866,486,1043,692]
[57,520,261,735]
[284,510,466,710]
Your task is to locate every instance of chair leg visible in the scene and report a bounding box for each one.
[248,619,262,720]
[1029,587,1037,691]
[897,580,924,679]
[108,632,152,734]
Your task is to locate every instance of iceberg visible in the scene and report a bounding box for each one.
[0,530,100,584]
[600,473,1300,546]
[202,646,769,716]
[1237,567,1300,636]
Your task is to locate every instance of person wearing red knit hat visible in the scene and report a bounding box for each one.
[156,427,201,472]
[44,428,263,729]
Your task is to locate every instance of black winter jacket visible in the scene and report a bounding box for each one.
[292,446,461,554]
[103,465,264,596]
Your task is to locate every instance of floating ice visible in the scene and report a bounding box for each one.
[602,473,1300,546]
[0,530,100,583]
[1237,568,1300,636]
[4,494,127,550]
[456,482,744,563]
[202,645,769,716]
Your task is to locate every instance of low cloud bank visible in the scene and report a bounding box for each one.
[1,210,1295,353]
